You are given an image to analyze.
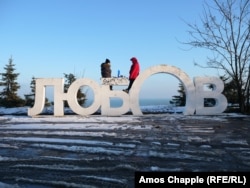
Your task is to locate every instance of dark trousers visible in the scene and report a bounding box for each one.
[127,79,135,91]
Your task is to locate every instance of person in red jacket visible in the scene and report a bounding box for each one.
[123,57,140,93]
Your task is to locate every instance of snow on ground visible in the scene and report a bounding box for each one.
[0,105,184,115]
[0,106,249,187]
[0,106,248,136]
[0,105,248,124]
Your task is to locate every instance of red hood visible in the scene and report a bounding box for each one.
[130,57,138,64]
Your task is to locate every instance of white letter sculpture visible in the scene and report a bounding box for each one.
[28,64,227,116]
[194,77,228,115]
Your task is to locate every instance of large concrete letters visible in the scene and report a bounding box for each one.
[28,64,228,116]
[194,77,228,115]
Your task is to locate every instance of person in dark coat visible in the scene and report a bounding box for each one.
[123,57,140,93]
[101,58,112,90]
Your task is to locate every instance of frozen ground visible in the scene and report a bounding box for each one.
[0,105,185,115]
[0,107,249,187]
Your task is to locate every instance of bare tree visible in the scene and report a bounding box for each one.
[185,0,250,113]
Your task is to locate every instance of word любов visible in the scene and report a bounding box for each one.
[28,64,227,117]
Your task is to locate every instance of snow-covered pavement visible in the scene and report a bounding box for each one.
[0,111,249,187]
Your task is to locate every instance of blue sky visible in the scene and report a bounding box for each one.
[0,0,219,101]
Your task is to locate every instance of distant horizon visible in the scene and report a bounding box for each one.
[84,97,172,108]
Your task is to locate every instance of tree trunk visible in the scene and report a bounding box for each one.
[236,83,245,113]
